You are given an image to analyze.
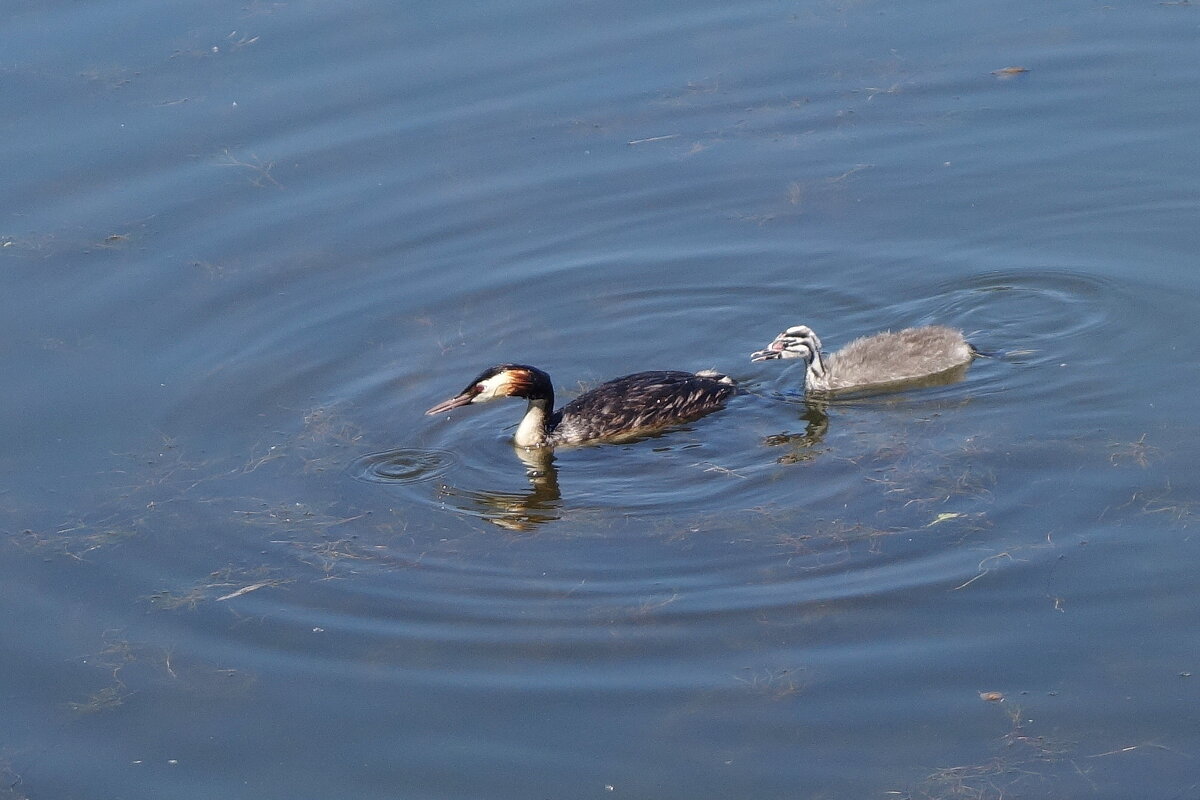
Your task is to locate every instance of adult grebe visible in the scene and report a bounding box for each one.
[750,324,974,394]
[425,364,736,448]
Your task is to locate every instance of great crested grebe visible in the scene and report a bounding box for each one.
[750,324,974,394]
[426,363,736,448]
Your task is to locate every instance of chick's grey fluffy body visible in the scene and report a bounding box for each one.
[821,326,973,392]
[752,324,974,394]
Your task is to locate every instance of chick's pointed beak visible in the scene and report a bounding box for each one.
[425,392,475,416]
[749,339,785,362]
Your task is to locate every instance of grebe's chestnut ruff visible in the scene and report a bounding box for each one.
[426,364,736,448]
[750,324,974,394]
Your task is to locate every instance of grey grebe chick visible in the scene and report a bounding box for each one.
[425,364,736,448]
[750,324,974,394]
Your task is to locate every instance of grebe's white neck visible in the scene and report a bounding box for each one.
[514,398,554,448]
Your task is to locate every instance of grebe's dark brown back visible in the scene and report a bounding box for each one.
[426,364,736,447]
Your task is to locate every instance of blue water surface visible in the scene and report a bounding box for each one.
[2,1,1198,797]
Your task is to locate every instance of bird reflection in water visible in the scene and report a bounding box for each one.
[761,399,831,464]
[434,446,563,531]
[759,364,974,465]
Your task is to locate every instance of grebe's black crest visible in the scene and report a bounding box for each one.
[426,364,736,448]
[750,324,974,395]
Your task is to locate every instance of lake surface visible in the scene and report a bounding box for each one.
[3,1,1199,797]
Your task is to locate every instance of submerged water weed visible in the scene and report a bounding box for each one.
[242,405,371,476]
[67,632,253,715]
[899,463,995,511]
[1106,433,1158,468]
[269,535,428,579]
[762,413,999,533]
[216,148,281,189]
[770,518,896,566]
[5,435,213,562]
[66,684,131,715]
[950,549,1026,594]
[294,406,369,474]
[732,666,806,701]
[148,566,291,610]
[1128,482,1196,528]
[232,498,431,576]
[904,707,1076,800]
[112,431,222,496]
[231,500,367,533]
[12,517,138,561]
[621,591,681,623]
[862,436,996,513]
[4,404,402,582]
[748,428,999,563]
[0,758,30,800]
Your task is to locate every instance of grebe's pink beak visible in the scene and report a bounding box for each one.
[425,393,475,416]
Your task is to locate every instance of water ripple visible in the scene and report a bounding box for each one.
[349,447,457,485]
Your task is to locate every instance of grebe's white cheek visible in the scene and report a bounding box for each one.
[474,373,511,402]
